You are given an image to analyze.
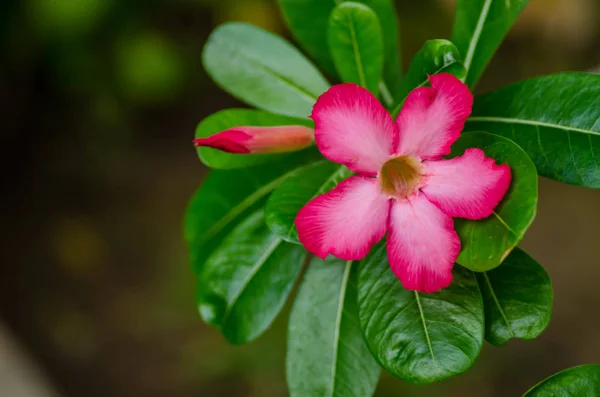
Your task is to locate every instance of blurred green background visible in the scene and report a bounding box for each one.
[1,0,599,396]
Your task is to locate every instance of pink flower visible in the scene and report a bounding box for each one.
[294,73,511,293]
[193,125,314,154]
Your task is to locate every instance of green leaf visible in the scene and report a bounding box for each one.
[452,0,530,88]
[202,22,329,118]
[392,39,466,117]
[451,132,538,271]
[197,210,307,344]
[277,0,402,94]
[265,161,353,244]
[476,248,553,346]
[524,365,600,397]
[195,109,314,169]
[465,72,600,188]
[184,151,318,274]
[357,244,484,383]
[287,257,380,397]
[328,2,383,95]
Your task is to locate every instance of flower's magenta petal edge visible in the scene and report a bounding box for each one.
[422,148,512,220]
[386,194,460,293]
[295,176,390,261]
[395,73,473,160]
[310,83,398,176]
[193,129,252,153]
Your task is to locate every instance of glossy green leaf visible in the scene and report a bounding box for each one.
[202,22,329,118]
[476,248,553,346]
[451,132,538,271]
[465,73,600,188]
[265,161,353,244]
[524,365,600,397]
[357,244,484,383]
[197,210,307,344]
[328,2,383,95]
[184,151,318,274]
[287,257,380,397]
[392,39,466,117]
[452,0,530,88]
[195,109,314,169]
[278,0,402,94]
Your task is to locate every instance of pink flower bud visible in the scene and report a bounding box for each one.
[193,125,314,154]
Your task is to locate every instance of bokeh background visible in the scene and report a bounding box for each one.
[1,0,600,396]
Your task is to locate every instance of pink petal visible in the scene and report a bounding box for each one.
[422,148,511,220]
[311,84,398,175]
[395,73,473,160]
[386,194,460,293]
[295,176,390,260]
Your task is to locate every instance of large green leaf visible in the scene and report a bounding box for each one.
[287,257,380,397]
[451,132,538,271]
[265,161,353,244]
[465,73,600,188]
[392,39,466,117]
[476,248,552,346]
[524,365,600,397]
[195,109,314,169]
[197,210,307,344]
[202,22,329,118]
[357,244,484,383]
[184,151,317,274]
[328,2,383,95]
[452,0,530,88]
[277,0,402,94]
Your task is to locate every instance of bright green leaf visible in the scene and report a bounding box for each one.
[524,365,600,397]
[265,161,353,244]
[195,109,314,169]
[477,248,553,346]
[451,132,538,271]
[202,22,329,118]
[465,72,600,188]
[287,257,380,397]
[197,210,307,344]
[328,2,383,95]
[357,244,484,383]
[452,0,530,89]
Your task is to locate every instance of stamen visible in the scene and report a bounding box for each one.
[379,155,422,198]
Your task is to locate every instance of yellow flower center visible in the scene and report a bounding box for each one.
[379,155,423,198]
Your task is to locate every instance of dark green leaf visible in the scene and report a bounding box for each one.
[476,248,552,346]
[524,365,600,397]
[195,109,313,169]
[184,151,318,274]
[202,22,329,118]
[197,210,307,344]
[287,257,380,397]
[451,132,538,271]
[328,2,383,95]
[452,0,530,88]
[465,72,600,188]
[392,39,466,117]
[357,244,484,383]
[265,161,353,244]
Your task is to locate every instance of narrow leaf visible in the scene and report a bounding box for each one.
[465,72,600,188]
[357,244,484,383]
[477,248,553,346]
[524,365,600,397]
[287,257,380,397]
[202,22,329,118]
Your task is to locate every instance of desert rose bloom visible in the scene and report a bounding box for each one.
[294,73,511,293]
[193,125,314,154]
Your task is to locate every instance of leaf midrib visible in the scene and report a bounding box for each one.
[482,272,514,337]
[345,10,367,88]
[414,291,439,370]
[329,260,352,397]
[463,0,493,73]
[466,116,600,136]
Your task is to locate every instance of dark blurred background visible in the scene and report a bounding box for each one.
[1,0,599,396]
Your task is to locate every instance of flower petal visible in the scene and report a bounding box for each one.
[395,73,473,159]
[422,148,511,220]
[386,194,460,293]
[295,176,390,260]
[311,84,398,175]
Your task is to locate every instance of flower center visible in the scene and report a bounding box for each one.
[379,155,422,198]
